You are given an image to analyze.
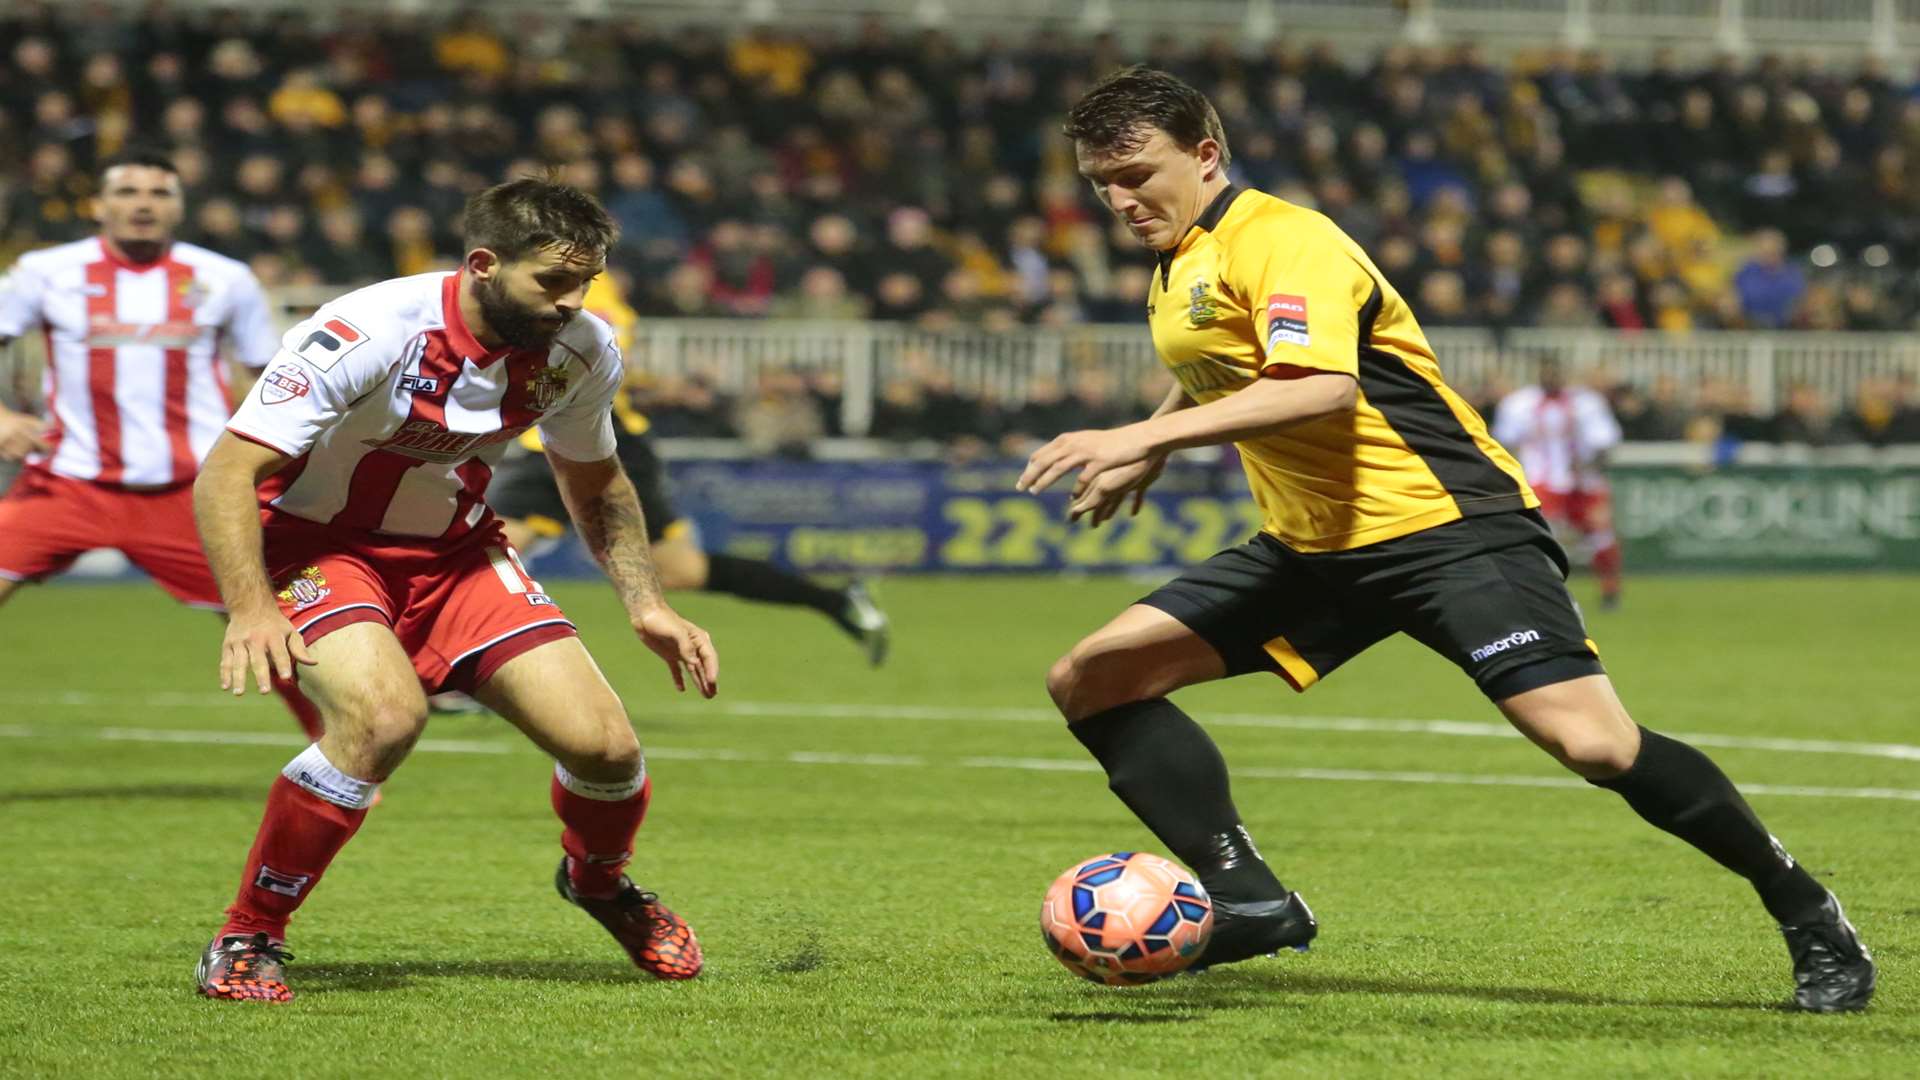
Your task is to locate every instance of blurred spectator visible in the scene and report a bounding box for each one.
[772,265,868,320]
[1734,228,1806,329]
[1771,383,1839,446]
[734,368,825,456]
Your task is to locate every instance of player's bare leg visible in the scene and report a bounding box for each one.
[474,636,702,979]
[1048,604,1315,970]
[198,622,423,1003]
[1498,673,1874,1011]
[0,575,19,608]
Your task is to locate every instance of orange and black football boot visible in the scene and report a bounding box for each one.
[554,857,703,980]
[196,932,295,1003]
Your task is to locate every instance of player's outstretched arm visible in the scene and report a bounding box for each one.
[1019,373,1354,522]
[550,450,718,698]
[194,432,315,695]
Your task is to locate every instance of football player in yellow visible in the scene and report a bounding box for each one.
[1018,66,1870,1012]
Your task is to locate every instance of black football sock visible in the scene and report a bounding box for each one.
[703,554,848,621]
[1070,698,1288,904]
[1591,726,1830,925]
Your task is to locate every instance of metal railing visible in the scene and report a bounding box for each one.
[243,286,1920,436]
[12,290,1906,436]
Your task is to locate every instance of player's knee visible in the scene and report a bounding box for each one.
[324,700,428,780]
[1048,642,1142,723]
[559,703,643,783]
[1551,728,1639,779]
[1045,652,1077,709]
[596,729,644,781]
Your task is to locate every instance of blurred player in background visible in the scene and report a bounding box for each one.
[488,274,890,669]
[0,148,324,739]
[191,177,715,1002]
[1493,355,1625,608]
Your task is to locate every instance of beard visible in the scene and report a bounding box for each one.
[475,276,571,350]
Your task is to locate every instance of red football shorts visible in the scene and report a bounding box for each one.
[1533,488,1611,534]
[263,513,578,693]
[0,467,223,607]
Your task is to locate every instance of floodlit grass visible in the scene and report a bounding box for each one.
[2,574,1913,1077]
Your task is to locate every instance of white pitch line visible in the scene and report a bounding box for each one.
[687,701,1920,765]
[7,690,1920,764]
[5,724,1919,803]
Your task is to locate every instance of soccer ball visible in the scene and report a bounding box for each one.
[1040,852,1213,985]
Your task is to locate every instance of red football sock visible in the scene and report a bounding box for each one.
[1592,531,1623,598]
[551,765,651,899]
[219,746,377,941]
[273,678,325,741]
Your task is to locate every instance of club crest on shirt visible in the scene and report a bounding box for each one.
[176,277,210,309]
[275,566,330,612]
[1188,280,1218,326]
[525,366,570,411]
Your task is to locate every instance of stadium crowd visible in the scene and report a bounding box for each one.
[4,4,1920,444]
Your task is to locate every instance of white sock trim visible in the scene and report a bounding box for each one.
[282,743,379,810]
[554,760,646,801]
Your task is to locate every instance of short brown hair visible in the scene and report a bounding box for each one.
[1063,66,1232,167]
[462,176,616,263]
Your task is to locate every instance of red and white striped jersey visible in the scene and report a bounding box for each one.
[226,272,621,540]
[1491,384,1622,494]
[0,238,279,486]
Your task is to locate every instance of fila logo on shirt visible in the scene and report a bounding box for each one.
[292,316,369,371]
[398,374,440,395]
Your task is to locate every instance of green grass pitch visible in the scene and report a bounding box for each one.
[2,573,1915,1077]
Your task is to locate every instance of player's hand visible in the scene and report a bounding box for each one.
[1069,452,1168,528]
[634,605,718,698]
[1016,427,1154,501]
[219,605,317,696]
[0,409,51,462]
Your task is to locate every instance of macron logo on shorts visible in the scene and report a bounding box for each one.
[1470,629,1542,663]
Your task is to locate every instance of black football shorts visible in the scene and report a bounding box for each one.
[1139,509,1603,701]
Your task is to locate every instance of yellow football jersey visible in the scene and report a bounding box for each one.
[1147,185,1535,552]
